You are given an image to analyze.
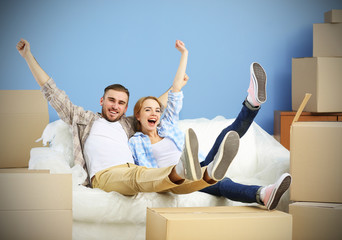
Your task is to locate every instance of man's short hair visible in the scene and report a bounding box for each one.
[103,84,130,102]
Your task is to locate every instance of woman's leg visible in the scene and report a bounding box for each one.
[200,101,259,167]
[201,62,267,167]
[200,173,292,210]
[199,177,261,203]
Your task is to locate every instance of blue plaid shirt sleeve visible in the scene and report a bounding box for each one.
[158,91,185,150]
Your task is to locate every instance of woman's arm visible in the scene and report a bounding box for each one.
[172,40,189,93]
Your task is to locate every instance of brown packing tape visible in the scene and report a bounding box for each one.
[291,93,312,126]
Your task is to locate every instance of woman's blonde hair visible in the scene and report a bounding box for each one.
[133,96,164,132]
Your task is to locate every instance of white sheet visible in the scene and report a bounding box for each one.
[29,116,290,239]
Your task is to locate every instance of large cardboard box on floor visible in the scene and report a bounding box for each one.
[146,206,292,240]
[325,10,342,24]
[313,23,342,57]
[0,169,72,240]
[292,57,342,112]
[290,121,342,203]
[0,90,49,168]
[290,202,342,240]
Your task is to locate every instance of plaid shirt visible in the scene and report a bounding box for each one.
[129,91,185,168]
[41,78,135,184]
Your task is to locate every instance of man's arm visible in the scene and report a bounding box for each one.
[16,39,50,87]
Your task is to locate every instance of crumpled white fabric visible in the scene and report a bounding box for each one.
[29,116,290,225]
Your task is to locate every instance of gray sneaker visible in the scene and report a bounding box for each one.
[247,62,267,106]
[262,173,292,210]
[175,128,202,181]
[207,131,240,181]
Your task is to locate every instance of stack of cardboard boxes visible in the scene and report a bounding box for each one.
[0,90,72,240]
[290,9,342,240]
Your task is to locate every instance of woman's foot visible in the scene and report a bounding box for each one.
[175,128,202,181]
[207,131,240,181]
[247,62,267,107]
[260,173,292,210]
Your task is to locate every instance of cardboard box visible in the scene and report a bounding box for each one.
[325,9,342,23]
[292,57,342,112]
[0,170,72,240]
[0,210,72,240]
[290,121,342,203]
[146,206,292,240]
[0,90,49,168]
[290,202,342,240]
[313,23,342,57]
[0,171,72,210]
[273,111,341,150]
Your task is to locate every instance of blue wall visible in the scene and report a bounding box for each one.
[1,0,341,134]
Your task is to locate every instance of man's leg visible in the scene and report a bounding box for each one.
[167,167,214,194]
[92,164,219,195]
[92,164,178,195]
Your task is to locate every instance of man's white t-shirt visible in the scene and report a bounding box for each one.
[84,118,134,179]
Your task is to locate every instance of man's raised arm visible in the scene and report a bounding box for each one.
[16,39,50,87]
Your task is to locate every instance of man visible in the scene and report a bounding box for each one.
[16,39,235,195]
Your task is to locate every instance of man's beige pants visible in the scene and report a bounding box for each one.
[92,163,213,195]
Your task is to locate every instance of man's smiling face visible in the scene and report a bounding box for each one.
[100,89,128,122]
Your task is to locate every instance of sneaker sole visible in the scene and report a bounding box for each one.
[211,131,240,181]
[184,128,202,181]
[267,173,292,210]
[251,62,267,103]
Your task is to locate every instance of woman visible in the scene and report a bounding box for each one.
[129,40,291,210]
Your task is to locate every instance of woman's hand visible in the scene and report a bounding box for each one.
[175,40,188,54]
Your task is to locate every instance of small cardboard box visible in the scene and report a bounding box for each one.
[290,121,342,203]
[0,90,49,168]
[146,206,292,240]
[325,9,342,23]
[290,202,342,240]
[0,170,72,240]
[313,23,342,57]
[292,57,342,112]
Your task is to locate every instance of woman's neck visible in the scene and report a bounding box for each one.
[142,129,163,144]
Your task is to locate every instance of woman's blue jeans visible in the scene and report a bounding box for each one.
[199,100,261,203]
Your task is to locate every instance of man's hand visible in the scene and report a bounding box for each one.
[16,39,31,59]
[175,40,188,54]
[16,38,50,87]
